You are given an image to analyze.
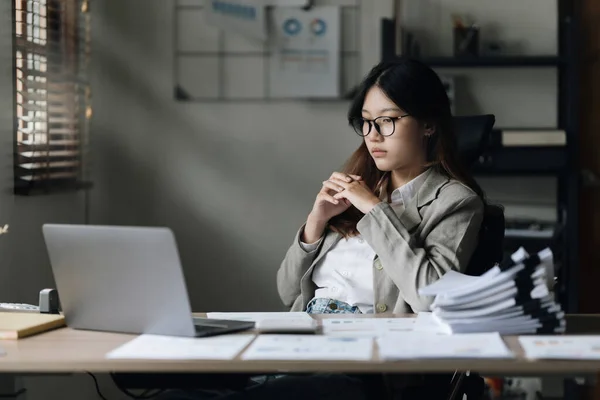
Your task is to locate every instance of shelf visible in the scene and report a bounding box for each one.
[345,54,566,98]
[403,56,564,68]
[470,146,567,175]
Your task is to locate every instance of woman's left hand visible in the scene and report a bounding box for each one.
[327,176,381,214]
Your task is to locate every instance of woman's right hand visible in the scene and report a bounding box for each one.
[302,172,362,244]
[311,172,363,222]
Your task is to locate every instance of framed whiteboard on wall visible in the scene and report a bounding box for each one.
[173,0,363,101]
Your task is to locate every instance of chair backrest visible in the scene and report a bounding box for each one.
[453,114,505,275]
[454,114,496,167]
[465,203,506,276]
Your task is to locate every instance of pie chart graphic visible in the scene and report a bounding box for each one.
[310,18,327,36]
[283,18,302,36]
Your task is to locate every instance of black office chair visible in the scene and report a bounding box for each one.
[454,114,496,168]
[455,115,505,278]
[447,114,505,400]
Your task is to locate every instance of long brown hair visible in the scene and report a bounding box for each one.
[329,57,486,238]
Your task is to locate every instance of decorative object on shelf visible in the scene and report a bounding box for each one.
[452,14,479,58]
[482,40,504,56]
[505,219,557,240]
[500,129,566,147]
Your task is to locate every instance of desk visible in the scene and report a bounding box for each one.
[0,314,599,397]
[0,313,598,374]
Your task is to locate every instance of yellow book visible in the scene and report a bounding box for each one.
[0,312,65,339]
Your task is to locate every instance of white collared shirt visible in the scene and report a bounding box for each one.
[302,170,429,313]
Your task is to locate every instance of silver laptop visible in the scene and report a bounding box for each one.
[42,224,254,337]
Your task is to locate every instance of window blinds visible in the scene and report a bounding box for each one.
[14,0,91,195]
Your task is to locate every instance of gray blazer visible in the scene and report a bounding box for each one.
[277,167,484,314]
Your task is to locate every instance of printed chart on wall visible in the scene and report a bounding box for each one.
[204,0,269,41]
[268,6,340,98]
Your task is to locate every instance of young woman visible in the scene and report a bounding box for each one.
[158,57,487,400]
[277,57,485,317]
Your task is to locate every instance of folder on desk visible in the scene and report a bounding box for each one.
[0,312,65,339]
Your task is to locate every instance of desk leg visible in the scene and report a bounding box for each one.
[592,374,600,400]
[0,374,26,399]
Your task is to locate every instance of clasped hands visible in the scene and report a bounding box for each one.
[321,172,381,215]
[305,172,382,242]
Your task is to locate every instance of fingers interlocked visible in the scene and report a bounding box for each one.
[322,172,361,193]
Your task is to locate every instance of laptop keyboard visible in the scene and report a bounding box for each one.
[193,317,254,336]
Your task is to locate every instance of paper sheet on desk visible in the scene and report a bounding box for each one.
[519,335,600,359]
[322,314,446,337]
[378,332,514,359]
[106,334,255,360]
[322,318,416,337]
[206,312,312,322]
[412,312,447,334]
[242,334,373,361]
[418,270,486,297]
[206,312,315,332]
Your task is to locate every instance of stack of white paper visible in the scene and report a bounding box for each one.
[242,334,373,361]
[378,332,514,359]
[412,312,449,334]
[418,247,565,335]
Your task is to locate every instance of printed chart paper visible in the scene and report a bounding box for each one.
[519,335,600,359]
[269,6,340,97]
[242,334,372,361]
[322,318,416,337]
[378,332,514,360]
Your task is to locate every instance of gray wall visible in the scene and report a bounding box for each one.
[0,0,86,308]
[0,2,94,398]
[90,0,360,312]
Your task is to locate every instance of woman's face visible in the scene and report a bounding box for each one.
[361,86,428,173]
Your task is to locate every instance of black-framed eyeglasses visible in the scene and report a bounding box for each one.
[350,114,410,137]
